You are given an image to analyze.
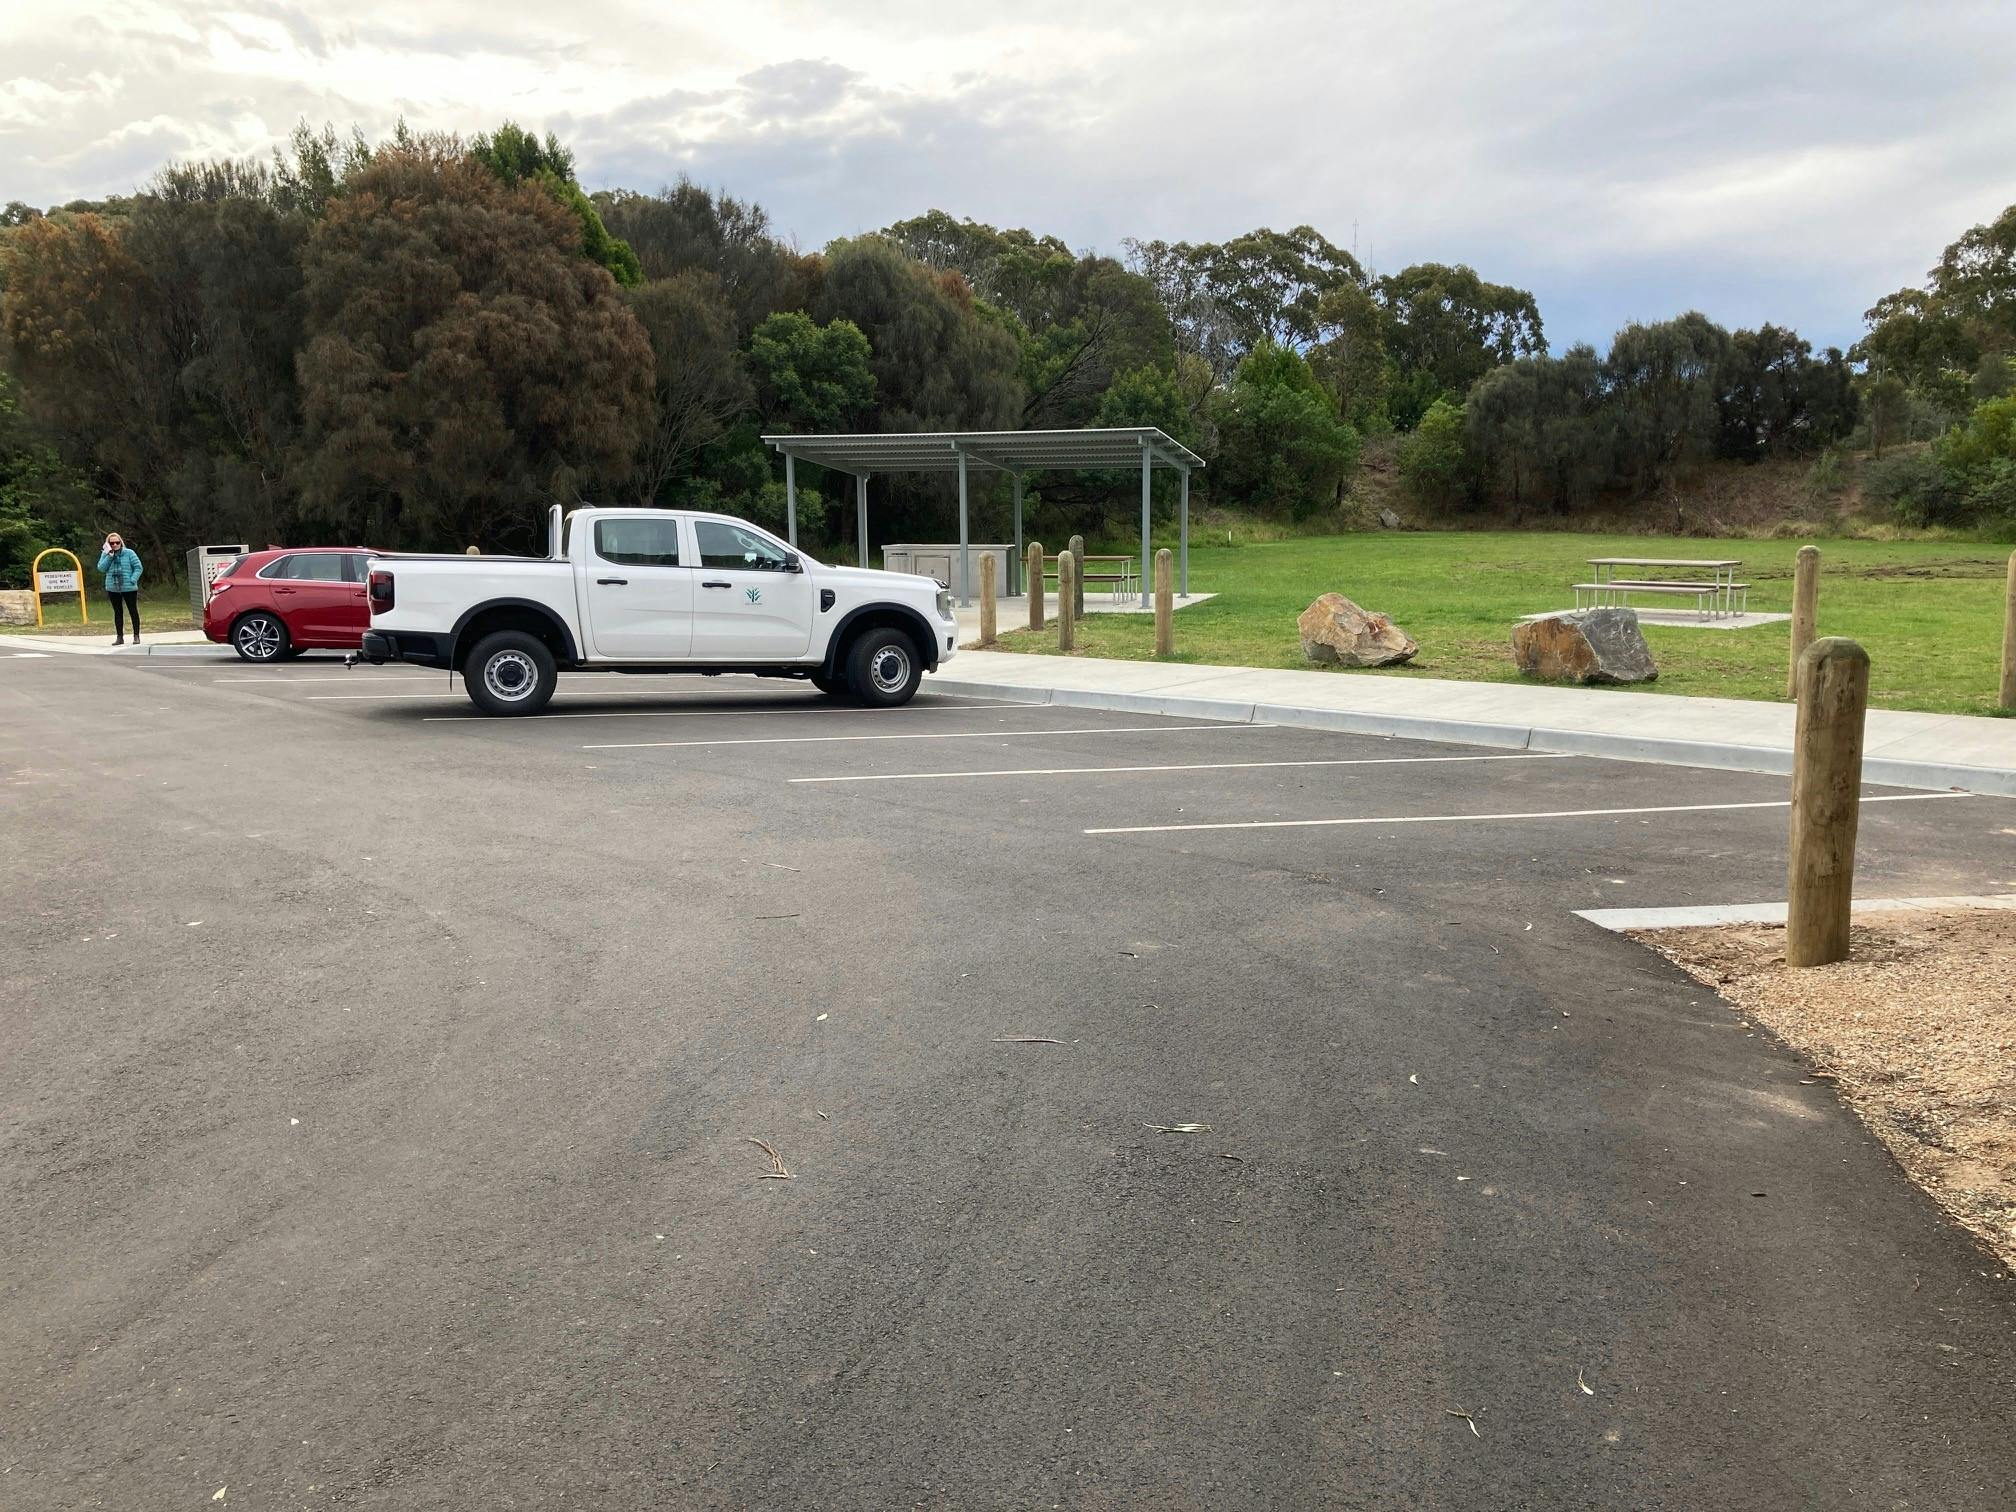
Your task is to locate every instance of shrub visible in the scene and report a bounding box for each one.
[1208,343,1360,520]
[1940,394,2016,475]
[1398,398,1471,508]
[1963,457,2016,529]
[1803,448,1846,498]
[1863,449,1968,526]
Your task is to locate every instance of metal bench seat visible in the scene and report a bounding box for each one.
[1571,580,1749,618]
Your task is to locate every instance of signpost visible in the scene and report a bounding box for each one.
[31,548,87,627]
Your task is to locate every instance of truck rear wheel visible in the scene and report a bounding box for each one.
[845,627,922,707]
[464,630,557,716]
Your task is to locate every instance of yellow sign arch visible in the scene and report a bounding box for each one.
[31,547,88,627]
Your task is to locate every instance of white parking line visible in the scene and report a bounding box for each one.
[305,686,803,701]
[222,672,830,685]
[585,723,1275,751]
[307,687,1024,704]
[1083,791,1969,835]
[789,752,1577,784]
[422,697,1026,722]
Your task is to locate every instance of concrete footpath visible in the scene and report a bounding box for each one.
[928,649,2016,796]
[3,629,213,655]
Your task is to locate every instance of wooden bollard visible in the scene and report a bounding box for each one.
[1153,547,1173,657]
[1786,637,1870,968]
[978,552,997,645]
[2000,549,2015,711]
[1786,545,1820,699]
[1027,542,1045,630]
[1068,534,1086,619]
[1057,551,1076,652]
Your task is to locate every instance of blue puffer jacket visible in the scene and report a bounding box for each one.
[97,547,143,593]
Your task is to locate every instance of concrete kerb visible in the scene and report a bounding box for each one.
[1251,703,1532,751]
[1525,726,1793,776]
[1049,687,1260,724]
[1862,757,2016,797]
[923,673,2016,797]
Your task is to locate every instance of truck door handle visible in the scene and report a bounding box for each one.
[701,581,732,589]
[597,578,628,586]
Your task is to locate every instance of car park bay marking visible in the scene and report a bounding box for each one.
[789,752,1577,784]
[421,698,1029,722]
[296,693,802,705]
[1083,791,1969,835]
[584,723,1276,751]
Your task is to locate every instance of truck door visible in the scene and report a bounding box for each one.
[690,519,814,659]
[583,515,693,659]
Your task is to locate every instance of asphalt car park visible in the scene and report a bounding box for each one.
[6,651,2016,1510]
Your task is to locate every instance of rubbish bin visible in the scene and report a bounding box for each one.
[187,544,250,617]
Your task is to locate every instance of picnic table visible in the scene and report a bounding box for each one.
[1044,553,1137,602]
[1575,558,1747,620]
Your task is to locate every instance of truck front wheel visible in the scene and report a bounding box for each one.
[845,627,923,707]
[464,630,557,716]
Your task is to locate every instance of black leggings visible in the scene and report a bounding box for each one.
[109,591,140,637]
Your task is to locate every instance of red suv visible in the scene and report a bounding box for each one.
[204,547,382,661]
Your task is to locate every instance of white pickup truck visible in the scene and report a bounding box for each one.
[350,506,958,715]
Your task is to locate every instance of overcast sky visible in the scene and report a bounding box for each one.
[5,1,2013,351]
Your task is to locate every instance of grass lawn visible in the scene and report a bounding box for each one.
[0,584,198,635]
[990,531,2016,716]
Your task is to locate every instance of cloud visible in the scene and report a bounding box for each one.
[3,0,2013,348]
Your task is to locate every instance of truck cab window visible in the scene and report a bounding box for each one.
[595,518,683,568]
[696,521,790,571]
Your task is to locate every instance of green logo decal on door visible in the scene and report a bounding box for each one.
[745,587,763,604]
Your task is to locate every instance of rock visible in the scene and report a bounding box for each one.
[1512,608,1657,685]
[1298,593,1418,667]
[1377,509,1402,530]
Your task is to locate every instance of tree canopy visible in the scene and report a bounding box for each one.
[4,118,2003,579]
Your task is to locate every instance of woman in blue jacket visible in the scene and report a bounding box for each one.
[97,533,144,644]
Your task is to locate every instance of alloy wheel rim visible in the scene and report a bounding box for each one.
[238,618,280,658]
[484,649,538,702]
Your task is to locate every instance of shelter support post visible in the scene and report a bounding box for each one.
[1012,472,1024,595]
[1139,444,1152,608]
[957,451,972,605]
[857,474,869,568]
[1179,469,1190,597]
[784,452,797,546]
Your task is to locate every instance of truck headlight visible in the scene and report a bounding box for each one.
[937,590,954,620]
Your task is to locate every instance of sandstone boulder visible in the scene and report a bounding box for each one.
[1298,593,1418,667]
[1377,509,1403,530]
[1512,608,1657,685]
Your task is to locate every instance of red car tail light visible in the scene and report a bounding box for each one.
[368,569,395,614]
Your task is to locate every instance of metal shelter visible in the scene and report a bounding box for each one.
[761,427,1205,607]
